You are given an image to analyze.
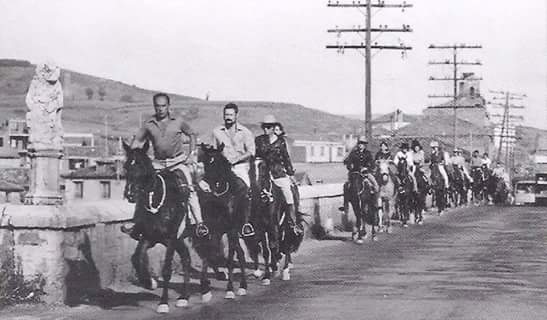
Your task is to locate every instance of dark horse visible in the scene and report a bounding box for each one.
[486,171,509,205]
[245,159,304,283]
[197,143,249,300]
[123,141,200,314]
[346,170,378,243]
[396,159,414,227]
[413,167,430,225]
[430,163,447,214]
[471,166,486,204]
[449,164,468,207]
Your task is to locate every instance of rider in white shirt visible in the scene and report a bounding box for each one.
[394,142,416,191]
[482,152,492,169]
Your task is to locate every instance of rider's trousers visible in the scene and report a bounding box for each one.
[273,176,294,205]
[152,160,203,225]
[437,164,449,188]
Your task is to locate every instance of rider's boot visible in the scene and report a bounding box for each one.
[288,204,304,235]
[121,222,142,241]
[241,189,255,237]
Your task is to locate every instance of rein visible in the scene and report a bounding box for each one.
[212,181,230,197]
[146,174,166,214]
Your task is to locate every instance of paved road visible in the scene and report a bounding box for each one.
[6,205,547,320]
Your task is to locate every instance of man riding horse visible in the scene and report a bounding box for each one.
[121,93,209,240]
[255,114,304,235]
[211,103,256,237]
[343,135,380,197]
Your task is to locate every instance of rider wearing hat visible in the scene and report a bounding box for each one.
[429,140,449,188]
[255,114,303,235]
[344,136,379,192]
[375,140,392,161]
[470,150,483,169]
[451,148,473,183]
[394,141,416,191]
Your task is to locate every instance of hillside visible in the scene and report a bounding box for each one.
[0,59,364,145]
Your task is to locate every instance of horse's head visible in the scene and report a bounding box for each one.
[122,140,154,203]
[199,143,232,186]
[376,159,392,184]
[397,157,408,176]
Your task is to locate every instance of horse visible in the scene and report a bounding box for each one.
[245,158,305,282]
[345,169,378,243]
[197,143,250,300]
[471,166,485,204]
[375,159,397,233]
[122,141,201,314]
[450,164,468,207]
[413,167,430,225]
[395,158,414,227]
[429,163,447,214]
[487,172,509,205]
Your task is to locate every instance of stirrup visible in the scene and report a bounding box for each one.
[195,223,209,238]
[241,223,255,237]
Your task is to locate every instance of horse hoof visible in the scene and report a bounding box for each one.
[372,236,378,242]
[237,288,247,296]
[175,299,189,308]
[252,269,264,278]
[403,224,408,228]
[262,278,271,286]
[149,278,158,290]
[157,304,169,314]
[225,291,236,299]
[355,239,364,245]
[202,291,212,303]
[418,221,424,225]
[282,269,290,281]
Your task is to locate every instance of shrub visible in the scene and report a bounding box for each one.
[119,94,134,103]
[0,253,45,307]
[85,88,94,100]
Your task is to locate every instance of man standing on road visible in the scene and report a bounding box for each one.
[211,102,256,237]
[122,93,208,239]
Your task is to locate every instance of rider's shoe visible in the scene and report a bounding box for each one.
[293,223,304,236]
[241,223,255,237]
[195,222,210,238]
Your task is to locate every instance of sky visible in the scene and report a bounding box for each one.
[1,0,546,128]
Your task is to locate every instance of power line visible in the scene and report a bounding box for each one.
[427,43,482,148]
[326,0,412,140]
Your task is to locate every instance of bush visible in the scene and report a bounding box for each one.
[119,94,134,103]
[98,86,106,101]
[85,88,94,100]
[0,253,45,307]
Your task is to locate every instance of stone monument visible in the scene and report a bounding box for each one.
[24,61,64,205]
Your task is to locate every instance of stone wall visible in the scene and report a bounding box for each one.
[0,184,345,304]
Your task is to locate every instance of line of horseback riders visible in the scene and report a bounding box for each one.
[120,94,306,313]
[339,135,512,243]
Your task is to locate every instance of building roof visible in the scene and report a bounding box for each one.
[63,146,106,158]
[62,162,125,180]
[429,96,486,109]
[0,148,21,159]
[372,111,421,124]
[0,180,24,192]
[396,115,490,137]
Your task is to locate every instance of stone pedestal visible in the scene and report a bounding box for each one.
[25,148,63,205]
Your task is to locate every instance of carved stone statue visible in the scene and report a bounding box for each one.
[25,61,64,150]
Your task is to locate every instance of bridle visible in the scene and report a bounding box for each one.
[146,174,166,214]
[212,181,230,197]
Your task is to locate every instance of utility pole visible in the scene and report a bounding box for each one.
[489,90,526,180]
[326,0,413,140]
[104,114,109,158]
[428,44,482,148]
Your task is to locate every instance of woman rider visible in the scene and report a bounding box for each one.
[255,115,303,235]
[375,140,392,161]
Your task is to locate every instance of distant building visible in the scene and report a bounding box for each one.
[290,139,346,163]
[424,72,489,127]
[371,109,420,132]
[61,159,125,201]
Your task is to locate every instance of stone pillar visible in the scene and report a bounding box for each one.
[24,61,64,206]
[25,149,63,205]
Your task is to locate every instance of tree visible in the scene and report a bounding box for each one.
[98,86,106,101]
[85,87,94,100]
[119,94,134,103]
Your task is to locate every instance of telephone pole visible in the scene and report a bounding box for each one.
[326,0,413,140]
[428,44,482,148]
[489,90,526,179]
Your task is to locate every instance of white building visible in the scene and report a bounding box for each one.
[290,140,346,163]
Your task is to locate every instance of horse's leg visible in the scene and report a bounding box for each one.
[157,239,176,314]
[225,232,236,299]
[282,252,291,281]
[261,231,273,285]
[200,253,212,302]
[132,239,156,290]
[234,234,248,295]
[174,238,192,308]
[349,198,362,243]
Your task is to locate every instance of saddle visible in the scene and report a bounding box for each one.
[171,169,191,201]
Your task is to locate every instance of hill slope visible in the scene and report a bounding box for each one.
[0,59,364,143]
